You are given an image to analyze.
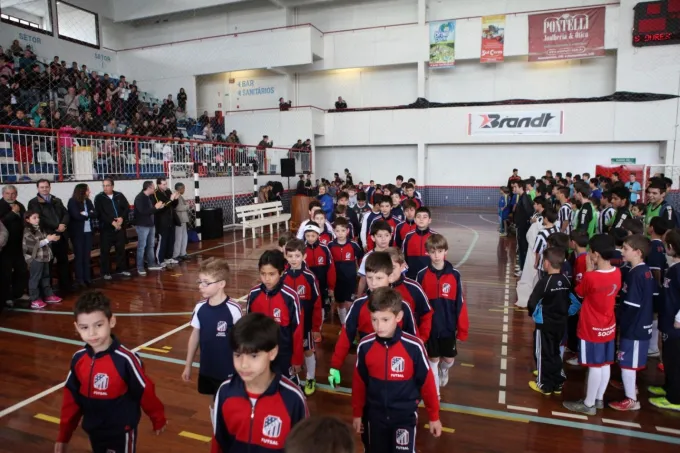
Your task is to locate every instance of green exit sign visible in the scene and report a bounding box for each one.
[610,158,636,164]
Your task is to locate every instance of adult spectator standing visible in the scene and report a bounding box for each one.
[0,185,27,307]
[94,178,131,280]
[27,179,71,293]
[292,139,303,150]
[134,181,165,276]
[0,218,8,310]
[335,96,347,109]
[177,88,187,112]
[625,173,642,203]
[507,168,521,189]
[152,177,180,265]
[512,180,534,278]
[279,97,291,111]
[173,182,190,262]
[296,174,308,195]
[67,183,96,288]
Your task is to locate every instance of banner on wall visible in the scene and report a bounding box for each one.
[468,110,564,136]
[481,15,505,63]
[528,7,605,62]
[429,21,456,68]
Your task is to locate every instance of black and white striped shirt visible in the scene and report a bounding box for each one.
[534,226,559,270]
[598,206,615,234]
[558,203,573,235]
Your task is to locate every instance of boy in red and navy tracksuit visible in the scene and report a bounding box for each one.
[328,217,364,325]
[417,234,469,397]
[56,291,166,453]
[389,248,433,343]
[402,207,436,279]
[312,210,335,246]
[212,313,309,453]
[303,223,337,314]
[247,251,304,380]
[366,196,398,251]
[351,287,442,452]
[328,252,417,388]
[394,200,418,249]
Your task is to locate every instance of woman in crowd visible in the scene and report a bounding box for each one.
[177,88,187,112]
[67,183,95,289]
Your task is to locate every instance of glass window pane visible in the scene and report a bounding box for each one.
[0,0,52,32]
[57,1,98,46]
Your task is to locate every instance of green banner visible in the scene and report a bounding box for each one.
[429,21,456,68]
[610,158,636,164]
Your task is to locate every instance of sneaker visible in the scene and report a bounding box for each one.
[19,294,30,301]
[648,386,667,397]
[514,270,522,277]
[5,299,14,308]
[609,398,641,411]
[138,270,147,276]
[649,397,680,412]
[554,385,564,395]
[500,233,508,237]
[566,357,579,366]
[648,350,661,358]
[562,399,596,416]
[529,381,552,396]
[103,274,112,280]
[595,399,604,409]
[148,265,164,271]
[166,258,179,264]
[120,271,131,277]
[304,379,316,396]
[44,295,62,304]
[610,380,639,394]
[31,299,47,309]
[532,370,538,377]
[439,367,450,388]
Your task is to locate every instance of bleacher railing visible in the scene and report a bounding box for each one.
[0,125,311,182]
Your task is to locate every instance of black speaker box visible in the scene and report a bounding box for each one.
[280,158,296,177]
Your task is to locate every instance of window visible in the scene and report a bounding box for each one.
[57,1,99,48]
[0,0,53,34]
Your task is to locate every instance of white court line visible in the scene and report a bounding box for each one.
[501,345,507,356]
[478,214,499,225]
[502,334,508,343]
[500,358,507,370]
[503,315,508,323]
[499,373,506,387]
[657,427,680,436]
[551,411,588,421]
[602,419,641,429]
[498,390,506,404]
[439,219,480,268]
[507,405,539,414]
[502,324,508,333]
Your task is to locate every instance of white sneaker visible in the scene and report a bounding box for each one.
[514,270,522,277]
[439,367,450,388]
[103,274,112,280]
[148,265,163,271]
[138,270,147,276]
[566,357,579,366]
[120,271,131,277]
[165,258,179,264]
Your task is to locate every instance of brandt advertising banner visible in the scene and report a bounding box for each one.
[528,7,605,62]
[468,110,564,136]
[481,15,505,63]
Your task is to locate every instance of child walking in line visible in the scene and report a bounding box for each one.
[22,210,62,309]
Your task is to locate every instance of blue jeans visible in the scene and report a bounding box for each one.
[135,225,156,271]
[498,213,505,233]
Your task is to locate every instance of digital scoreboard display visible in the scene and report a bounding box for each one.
[633,0,680,46]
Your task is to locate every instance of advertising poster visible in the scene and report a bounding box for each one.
[481,15,505,63]
[429,21,456,68]
[528,7,605,62]
[468,110,564,136]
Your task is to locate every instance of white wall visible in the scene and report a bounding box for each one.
[224,109,316,149]
[426,143,663,186]
[316,145,417,184]
[2,6,45,28]
[296,0,417,31]
[112,0,250,23]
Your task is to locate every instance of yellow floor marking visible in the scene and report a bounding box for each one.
[460,363,475,368]
[162,346,173,350]
[140,347,169,354]
[35,413,60,424]
[179,431,212,442]
[425,424,455,434]
[440,406,529,423]
[171,273,183,277]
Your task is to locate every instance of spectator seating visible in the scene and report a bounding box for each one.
[236,200,291,239]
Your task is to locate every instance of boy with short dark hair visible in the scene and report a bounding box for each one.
[401,182,422,208]
[296,201,333,240]
[557,187,573,235]
[417,234,469,396]
[645,180,680,229]
[394,199,417,248]
[402,206,436,279]
[56,291,166,453]
[608,234,655,411]
[211,313,309,453]
[303,222,337,317]
[328,218,363,327]
[646,216,670,358]
[277,231,294,253]
[390,192,405,222]
[563,235,621,415]
[313,209,335,246]
[598,191,615,234]
[283,239,322,395]
[353,191,372,226]
[352,287,441,451]
[366,196,398,251]
[183,258,242,421]
[622,217,645,236]
[285,416,354,453]
[357,219,393,296]
[609,186,632,232]
[574,182,596,238]
[533,208,559,276]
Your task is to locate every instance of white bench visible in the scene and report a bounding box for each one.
[235,201,291,239]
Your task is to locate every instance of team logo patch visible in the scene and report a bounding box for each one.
[273,308,281,322]
[317,256,325,265]
[297,285,306,297]
[576,272,583,282]
[93,373,109,391]
[391,356,405,372]
[263,415,282,438]
[617,350,625,361]
[345,252,351,260]
[395,429,410,446]
[216,321,227,332]
[442,283,451,295]
[557,280,563,287]
[664,277,670,289]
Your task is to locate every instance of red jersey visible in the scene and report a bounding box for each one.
[574,267,621,343]
[573,252,587,290]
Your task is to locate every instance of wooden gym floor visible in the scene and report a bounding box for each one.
[0,209,679,452]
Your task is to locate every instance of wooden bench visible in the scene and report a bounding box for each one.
[235,201,291,239]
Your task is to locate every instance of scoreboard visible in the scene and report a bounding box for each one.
[633,0,680,47]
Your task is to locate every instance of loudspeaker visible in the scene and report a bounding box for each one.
[281,158,296,177]
[201,208,224,240]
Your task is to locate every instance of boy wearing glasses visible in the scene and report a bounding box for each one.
[182,258,242,426]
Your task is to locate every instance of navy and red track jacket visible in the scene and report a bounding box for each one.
[330,293,417,369]
[366,215,398,251]
[211,372,309,453]
[246,281,304,367]
[402,228,436,279]
[328,239,363,287]
[57,336,166,442]
[394,218,417,249]
[400,195,423,209]
[304,240,337,293]
[416,261,469,341]
[352,329,439,423]
[318,225,335,246]
[283,267,322,333]
[392,276,433,343]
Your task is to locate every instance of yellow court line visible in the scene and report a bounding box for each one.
[425,424,455,434]
[179,431,212,442]
[171,274,183,277]
[460,363,475,368]
[440,406,529,423]
[35,413,60,424]
[140,347,169,354]
[162,346,173,350]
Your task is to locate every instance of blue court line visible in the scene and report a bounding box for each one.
[2,326,679,445]
[9,309,193,317]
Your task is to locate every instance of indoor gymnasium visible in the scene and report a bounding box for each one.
[0,0,680,452]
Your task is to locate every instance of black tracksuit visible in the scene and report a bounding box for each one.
[27,194,71,290]
[0,199,27,302]
[151,189,177,261]
[94,191,130,274]
[514,193,534,270]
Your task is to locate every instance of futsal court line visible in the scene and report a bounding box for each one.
[9,314,680,444]
[437,219,480,268]
[498,259,510,405]
[478,214,500,226]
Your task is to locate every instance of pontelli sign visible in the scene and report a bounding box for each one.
[528,7,605,62]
